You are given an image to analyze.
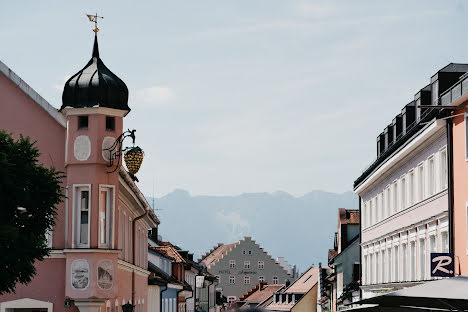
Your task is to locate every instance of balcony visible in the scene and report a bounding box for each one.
[439,73,468,106]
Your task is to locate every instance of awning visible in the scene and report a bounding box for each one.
[353,276,468,311]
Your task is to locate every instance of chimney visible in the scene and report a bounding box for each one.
[285,279,291,288]
[149,227,158,241]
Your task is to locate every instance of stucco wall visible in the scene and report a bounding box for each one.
[292,285,317,312]
[207,238,291,299]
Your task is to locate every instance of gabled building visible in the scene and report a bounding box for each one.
[321,209,360,311]
[200,237,294,302]
[231,282,285,310]
[264,267,319,312]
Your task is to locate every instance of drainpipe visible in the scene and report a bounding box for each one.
[132,209,149,305]
[160,285,168,312]
[447,118,455,266]
[358,195,362,300]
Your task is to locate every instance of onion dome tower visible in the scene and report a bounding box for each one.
[61,34,130,113]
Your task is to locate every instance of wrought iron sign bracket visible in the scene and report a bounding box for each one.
[104,129,136,173]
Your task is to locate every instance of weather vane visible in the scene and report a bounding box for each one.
[86,13,104,33]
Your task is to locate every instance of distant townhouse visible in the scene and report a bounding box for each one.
[354,63,468,298]
[320,209,360,311]
[200,237,294,302]
[233,282,285,310]
[264,267,319,312]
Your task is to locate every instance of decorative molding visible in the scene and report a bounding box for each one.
[117,259,150,277]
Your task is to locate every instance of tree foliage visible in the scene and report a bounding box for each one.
[0,130,64,294]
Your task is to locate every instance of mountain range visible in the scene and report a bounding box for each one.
[147,189,358,273]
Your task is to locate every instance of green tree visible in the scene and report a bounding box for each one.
[0,130,64,294]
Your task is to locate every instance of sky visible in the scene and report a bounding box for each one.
[1,1,468,197]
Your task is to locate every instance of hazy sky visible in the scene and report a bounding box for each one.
[2,1,467,197]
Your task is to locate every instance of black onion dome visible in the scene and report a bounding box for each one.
[61,34,130,112]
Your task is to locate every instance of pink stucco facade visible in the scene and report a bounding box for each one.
[0,57,157,312]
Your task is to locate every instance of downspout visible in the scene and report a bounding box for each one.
[132,209,149,305]
[160,285,168,312]
[358,195,362,300]
[447,117,456,271]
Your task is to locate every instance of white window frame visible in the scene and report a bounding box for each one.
[386,186,391,219]
[428,155,435,196]
[46,229,53,248]
[408,170,415,206]
[258,276,265,282]
[440,147,448,191]
[418,162,425,202]
[258,261,264,269]
[273,276,278,284]
[244,276,250,284]
[98,185,115,249]
[229,260,236,268]
[392,180,398,215]
[229,275,235,284]
[72,184,91,248]
[400,175,406,211]
[227,296,236,303]
[244,261,250,269]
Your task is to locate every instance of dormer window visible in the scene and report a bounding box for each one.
[78,115,88,130]
[106,116,115,131]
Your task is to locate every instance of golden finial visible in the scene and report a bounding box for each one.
[86,13,104,33]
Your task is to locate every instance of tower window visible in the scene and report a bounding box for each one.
[78,115,88,129]
[106,116,115,131]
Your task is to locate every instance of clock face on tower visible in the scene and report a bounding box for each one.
[74,135,91,161]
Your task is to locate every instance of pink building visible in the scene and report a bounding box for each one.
[0,33,158,312]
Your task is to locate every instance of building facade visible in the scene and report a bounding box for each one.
[200,237,293,302]
[354,64,468,298]
[0,33,158,312]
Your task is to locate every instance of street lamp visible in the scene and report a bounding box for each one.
[122,303,134,312]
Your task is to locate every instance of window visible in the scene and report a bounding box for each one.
[401,176,406,210]
[381,250,385,283]
[418,164,425,201]
[78,115,88,129]
[410,241,416,281]
[227,297,236,303]
[392,181,398,215]
[420,239,426,280]
[229,260,236,268]
[99,186,114,248]
[273,276,278,284]
[74,185,90,247]
[244,261,250,269]
[388,248,392,283]
[215,275,220,282]
[442,232,449,253]
[369,253,374,284]
[409,170,415,205]
[106,116,115,131]
[363,255,367,284]
[440,149,448,190]
[46,230,53,248]
[369,200,373,227]
[258,261,264,269]
[428,156,435,196]
[430,235,436,254]
[244,276,250,284]
[259,276,264,282]
[337,270,343,293]
[229,275,235,284]
[402,244,407,282]
[242,250,246,255]
[394,246,399,282]
[386,187,391,219]
[248,250,252,255]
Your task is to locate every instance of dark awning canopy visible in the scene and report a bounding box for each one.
[352,276,468,311]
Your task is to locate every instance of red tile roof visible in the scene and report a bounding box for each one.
[150,246,186,263]
[201,243,237,268]
[338,208,360,225]
[239,283,285,303]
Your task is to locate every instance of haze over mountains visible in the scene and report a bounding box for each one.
[148,189,358,272]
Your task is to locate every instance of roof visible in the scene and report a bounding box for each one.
[61,34,130,112]
[149,245,186,264]
[201,243,237,268]
[0,60,66,127]
[339,209,359,225]
[284,267,319,293]
[328,249,338,262]
[148,261,183,287]
[239,283,285,304]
